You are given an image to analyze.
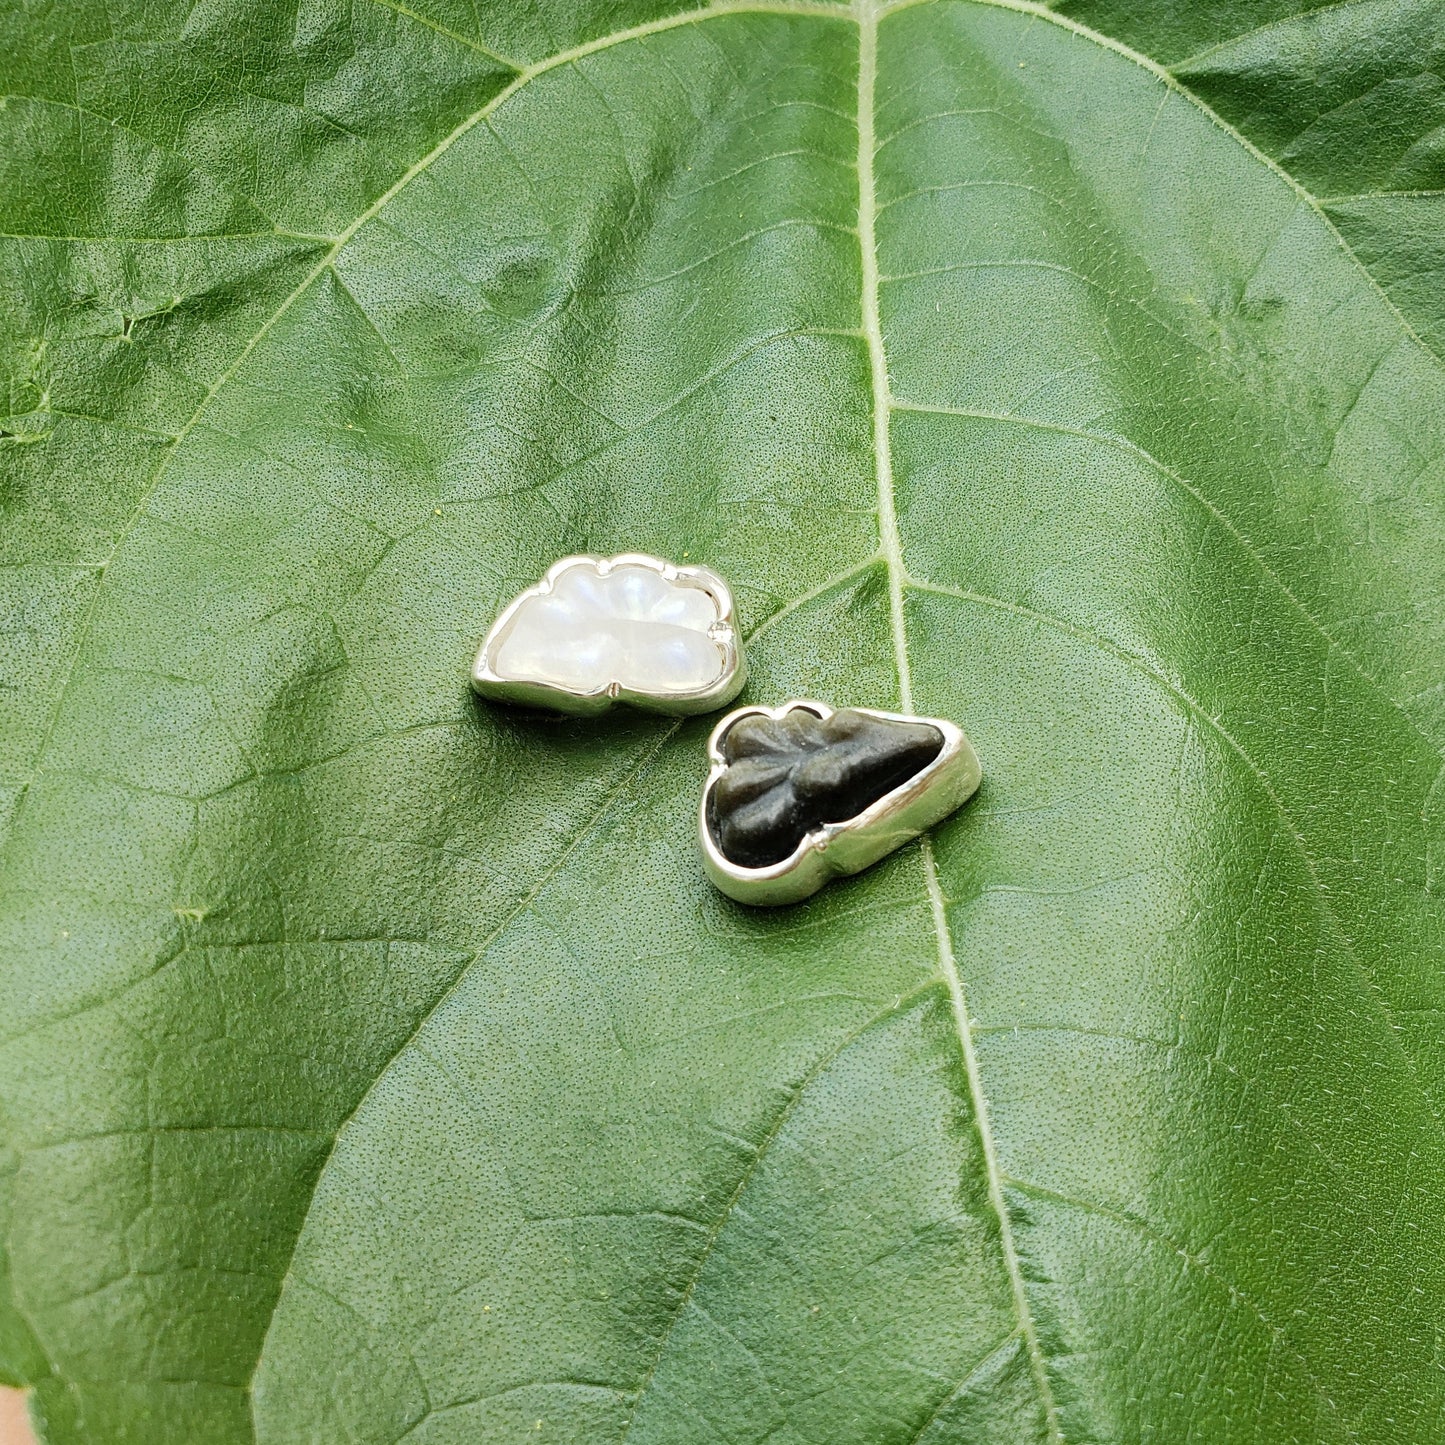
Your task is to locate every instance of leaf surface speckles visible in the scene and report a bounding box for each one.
[1,2,1443,1442]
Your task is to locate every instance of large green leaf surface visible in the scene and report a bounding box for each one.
[2,0,1444,1440]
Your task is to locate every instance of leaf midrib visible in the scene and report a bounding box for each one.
[856,1,1065,1435]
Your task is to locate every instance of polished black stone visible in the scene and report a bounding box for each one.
[707,707,944,869]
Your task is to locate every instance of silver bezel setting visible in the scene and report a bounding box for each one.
[471,553,747,717]
[698,700,982,906]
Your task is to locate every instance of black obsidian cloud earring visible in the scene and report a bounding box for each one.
[698,700,981,906]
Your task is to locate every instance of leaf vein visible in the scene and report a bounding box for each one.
[1002,1175,1355,1442]
[615,980,945,1438]
[249,723,681,1414]
[903,1329,1024,1445]
[918,0,1445,370]
[891,400,1444,758]
[362,0,524,69]
[856,2,1065,1438]
[910,577,1443,1129]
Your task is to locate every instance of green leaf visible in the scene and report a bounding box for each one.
[1054,0,1445,354]
[2,1,1443,1441]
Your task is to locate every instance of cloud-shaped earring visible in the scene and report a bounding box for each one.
[699,701,981,905]
[472,553,747,716]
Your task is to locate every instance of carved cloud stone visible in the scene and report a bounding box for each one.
[706,707,945,869]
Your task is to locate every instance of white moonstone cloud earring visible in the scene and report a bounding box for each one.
[472,553,748,716]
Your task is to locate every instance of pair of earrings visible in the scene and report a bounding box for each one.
[472,553,981,906]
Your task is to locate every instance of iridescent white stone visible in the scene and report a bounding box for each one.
[490,560,727,697]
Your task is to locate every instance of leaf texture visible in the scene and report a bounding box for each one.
[1,2,1443,1442]
[1054,0,1445,354]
